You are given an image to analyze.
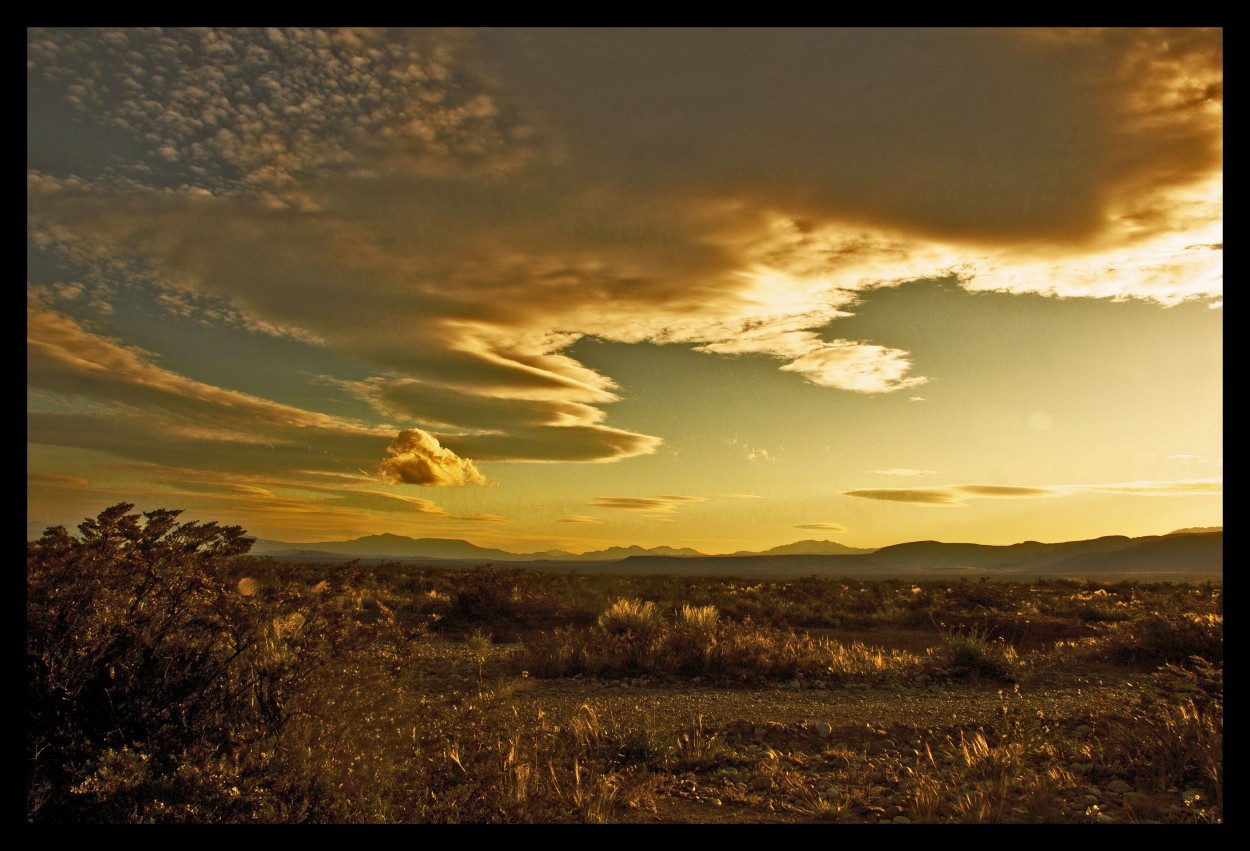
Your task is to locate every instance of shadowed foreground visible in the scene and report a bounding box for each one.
[28,505,1222,823]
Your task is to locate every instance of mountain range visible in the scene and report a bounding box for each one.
[249,534,873,562]
[247,528,1221,579]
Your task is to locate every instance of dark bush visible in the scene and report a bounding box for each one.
[27,504,300,822]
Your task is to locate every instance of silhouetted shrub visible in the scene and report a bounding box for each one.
[27,504,281,821]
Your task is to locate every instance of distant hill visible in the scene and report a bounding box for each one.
[1167,526,1222,536]
[250,536,870,562]
[1037,531,1222,575]
[867,535,1137,571]
[245,530,1221,579]
[571,545,706,560]
[729,539,876,557]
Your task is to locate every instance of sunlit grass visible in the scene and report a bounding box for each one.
[29,510,1222,823]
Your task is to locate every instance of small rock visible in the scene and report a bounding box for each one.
[814,722,833,738]
[1107,779,1132,794]
[892,816,911,824]
[751,776,773,792]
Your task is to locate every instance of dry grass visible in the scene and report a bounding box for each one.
[29,516,1222,823]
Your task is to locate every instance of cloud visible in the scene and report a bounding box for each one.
[377,429,488,486]
[27,27,548,200]
[721,493,766,499]
[27,472,91,487]
[842,488,966,506]
[558,515,604,524]
[873,468,938,477]
[24,459,470,541]
[909,396,927,402]
[794,523,848,532]
[842,479,1220,505]
[956,485,1058,498]
[1079,479,1221,496]
[842,484,1064,506]
[27,304,399,476]
[588,495,708,514]
[27,28,1222,481]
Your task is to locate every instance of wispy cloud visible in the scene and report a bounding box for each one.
[957,485,1058,498]
[725,437,778,463]
[795,522,848,532]
[842,484,1063,506]
[721,493,767,499]
[843,479,1221,506]
[1080,479,1222,496]
[27,304,397,474]
[558,515,605,524]
[873,468,938,477]
[27,471,91,488]
[842,488,967,506]
[588,496,708,514]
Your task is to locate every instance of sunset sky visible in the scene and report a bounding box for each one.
[27,28,1222,553]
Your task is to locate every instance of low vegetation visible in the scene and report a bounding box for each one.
[28,505,1222,823]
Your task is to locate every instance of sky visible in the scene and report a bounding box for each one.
[27,27,1222,553]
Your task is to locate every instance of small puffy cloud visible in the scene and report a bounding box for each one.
[910,396,927,402]
[873,468,938,477]
[778,341,928,394]
[377,429,488,487]
[794,522,848,532]
[558,515,604,524]
[588,495,708,514]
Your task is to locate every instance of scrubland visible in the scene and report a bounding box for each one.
[28,505,1223,823]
